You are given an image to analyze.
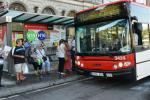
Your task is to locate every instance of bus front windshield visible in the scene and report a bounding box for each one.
[76,19,131,55]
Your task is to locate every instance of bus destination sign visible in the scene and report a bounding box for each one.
[77,4,123,23]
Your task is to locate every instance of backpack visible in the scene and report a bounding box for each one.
[27,47,35,64]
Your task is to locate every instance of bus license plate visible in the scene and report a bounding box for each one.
[91,72,104,77]
[106,73,113,77]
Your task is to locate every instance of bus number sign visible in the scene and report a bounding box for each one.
[114,56,126,60]
[77,4,123,23]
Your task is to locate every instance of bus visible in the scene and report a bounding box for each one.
[75,0,150,81]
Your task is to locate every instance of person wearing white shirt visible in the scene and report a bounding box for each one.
[36,45,50,74]
[57,39,66,75]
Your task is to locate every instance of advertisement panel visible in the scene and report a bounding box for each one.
[50,30,60,46]
[24,24,66,47]
[0,25,6,49]
[12,32,23,47]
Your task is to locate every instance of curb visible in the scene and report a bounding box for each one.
[0,75,83,98]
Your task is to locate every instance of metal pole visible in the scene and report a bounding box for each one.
[83,0,84,10]
[93,0,94,7]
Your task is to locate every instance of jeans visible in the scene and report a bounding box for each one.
[58,58,65,73]
[0,65,3,86]
[42,60,51,72]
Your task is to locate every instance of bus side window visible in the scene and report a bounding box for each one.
[134,23,150,51]
[133,22,143,46]
[141,24,150,49]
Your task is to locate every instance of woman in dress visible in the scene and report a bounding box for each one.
[64,40,72,74]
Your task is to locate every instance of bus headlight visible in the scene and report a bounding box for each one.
[81,63,84,67]
[118,62,123,68]
[124,61,131,67]
[113,64,118,69]
[75,61,78,65]
[76,56,80,60]
[77,61,81,66]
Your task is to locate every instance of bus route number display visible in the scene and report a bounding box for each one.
[77,4,122,23]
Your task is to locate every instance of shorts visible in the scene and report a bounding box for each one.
[15,63,24,73]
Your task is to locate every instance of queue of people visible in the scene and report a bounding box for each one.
[11,39,51,84]
[11,37,75,84]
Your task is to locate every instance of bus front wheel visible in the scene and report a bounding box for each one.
[128,68,137,81]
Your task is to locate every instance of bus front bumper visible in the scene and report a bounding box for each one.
[76,67,134,78]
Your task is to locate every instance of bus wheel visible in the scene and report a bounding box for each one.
[75,68,84,75]
[128,68,137,81]
[76,70,82,75]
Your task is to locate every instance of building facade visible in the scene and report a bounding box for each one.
[0,0,149,17]
[0,0,102,17]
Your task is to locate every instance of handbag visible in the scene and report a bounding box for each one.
[38,49,47,62]
[27,57,34,64]
[42,56,47,61]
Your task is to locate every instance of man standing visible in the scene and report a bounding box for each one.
[12,39,25,84]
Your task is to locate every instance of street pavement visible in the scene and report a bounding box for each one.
[1,77,150,100]
[0,71,84,98]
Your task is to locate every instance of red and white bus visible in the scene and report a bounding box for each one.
[75,0,150,81]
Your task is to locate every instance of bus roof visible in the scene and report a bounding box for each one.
[77,0,149,15]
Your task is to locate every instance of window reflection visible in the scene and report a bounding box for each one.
[76,19,131,54]
[142,24,149,48]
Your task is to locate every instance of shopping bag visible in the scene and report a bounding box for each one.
[23,63,29,74]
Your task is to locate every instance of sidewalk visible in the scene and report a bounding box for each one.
[0,71,84,98]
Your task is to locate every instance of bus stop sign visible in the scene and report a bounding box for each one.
[27,30,36,41]
[37,31,46,40]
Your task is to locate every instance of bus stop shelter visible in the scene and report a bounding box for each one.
[0,10,74,25]
[0,10,74,74]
